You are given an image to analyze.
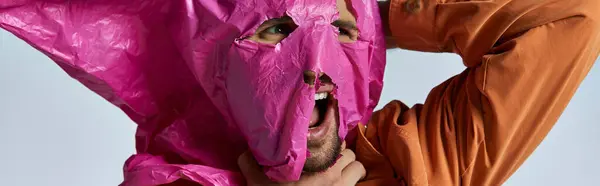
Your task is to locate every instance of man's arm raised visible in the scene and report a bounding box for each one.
[380,0,600,185]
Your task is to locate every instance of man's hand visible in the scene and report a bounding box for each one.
[237,143,366,186]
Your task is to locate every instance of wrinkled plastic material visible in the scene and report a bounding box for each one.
[0,0,385,185]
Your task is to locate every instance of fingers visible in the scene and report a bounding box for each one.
[329,149,356,173]
[341,161,366,185]
[237,151,269,184]
[328,149,366,185]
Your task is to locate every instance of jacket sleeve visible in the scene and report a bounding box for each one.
[387,0,600,184]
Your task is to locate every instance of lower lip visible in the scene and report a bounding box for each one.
[307,97,336,143]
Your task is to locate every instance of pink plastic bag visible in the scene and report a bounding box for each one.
[0,0,385,185]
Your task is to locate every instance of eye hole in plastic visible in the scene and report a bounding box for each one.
[249,16,298,45]
[332,20,358,43]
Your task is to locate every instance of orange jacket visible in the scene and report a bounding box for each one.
[355,0,600,185]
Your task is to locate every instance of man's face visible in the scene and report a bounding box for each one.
[248,0,358,173]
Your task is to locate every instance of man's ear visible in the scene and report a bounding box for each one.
[378,1,398,49]
[378,1,391,36]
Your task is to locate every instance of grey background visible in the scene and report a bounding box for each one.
[1,28,598,185]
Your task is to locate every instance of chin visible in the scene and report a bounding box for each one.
[303,129,342,173]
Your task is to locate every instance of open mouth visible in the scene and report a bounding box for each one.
[307,84,336,143]
[307,73,337,143]
[309,91,332,129]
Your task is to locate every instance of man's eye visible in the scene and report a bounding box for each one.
[248,16,297,44]
[338,27,350,36]
[263,24,294,36]
[336,26,357,43]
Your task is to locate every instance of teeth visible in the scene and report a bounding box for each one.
[315,92,328,100]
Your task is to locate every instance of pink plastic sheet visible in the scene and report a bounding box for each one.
[0,0,385,185]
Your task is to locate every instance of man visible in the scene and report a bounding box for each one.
[238,0,600,185]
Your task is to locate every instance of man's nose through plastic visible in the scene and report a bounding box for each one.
[303,70,334,88]
[303,70,317,86]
